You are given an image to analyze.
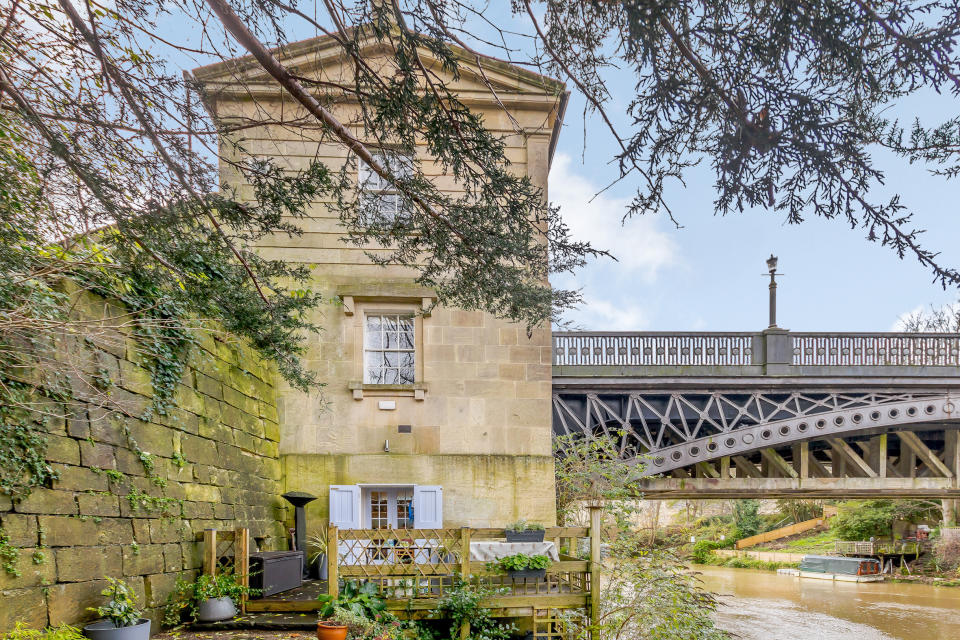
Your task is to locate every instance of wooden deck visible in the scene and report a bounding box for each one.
[206,511,602,625]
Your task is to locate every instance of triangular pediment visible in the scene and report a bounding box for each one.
[193,30,564,98]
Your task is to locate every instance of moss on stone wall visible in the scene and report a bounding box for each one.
[0,295,285,632]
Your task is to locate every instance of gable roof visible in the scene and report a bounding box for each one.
[191,30,568,163]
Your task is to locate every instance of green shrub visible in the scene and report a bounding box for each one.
[504,519,544,532]
[690,540,724,564]
[90,578,141,628]
[733,499,762,539]
[832,500,896,540]
[489,553,551,572]
[317,580,387,619]
[2,624,85,640]
[330,607,403,640]
[429,578,515,640]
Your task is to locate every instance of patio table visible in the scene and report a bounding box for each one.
[468,541,559,561]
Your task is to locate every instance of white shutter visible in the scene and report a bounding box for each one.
[329,485,363,566]
[328,485,361,529]
[413,485,443,529]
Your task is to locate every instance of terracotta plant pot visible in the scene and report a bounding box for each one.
[316,621,348,640]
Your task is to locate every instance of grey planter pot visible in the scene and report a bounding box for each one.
[313,553,328,581]
[504,530,545,543]
[83,619,151,640]
[507,568,546,580]
[196,597,237,623]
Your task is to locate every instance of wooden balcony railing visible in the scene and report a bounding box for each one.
[203,508,604,625]
[330,525,594,603]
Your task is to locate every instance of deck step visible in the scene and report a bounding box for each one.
[190,613,317,631]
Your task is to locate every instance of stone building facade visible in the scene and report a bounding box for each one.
[0,35,563,632]
[193,36,565,531]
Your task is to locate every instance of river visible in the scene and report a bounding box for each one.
[697,565,960,639]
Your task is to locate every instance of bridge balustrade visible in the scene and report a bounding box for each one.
[554,330,960,375]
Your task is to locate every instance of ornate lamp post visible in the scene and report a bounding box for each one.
[766,254,779,329]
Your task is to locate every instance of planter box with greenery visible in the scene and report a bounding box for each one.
[489,553,551,580]
[83,579,150,640]
[165,571,253,625]
[504,519,545,543]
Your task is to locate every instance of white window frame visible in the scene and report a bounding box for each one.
[363,312,416,385]
[358,152,413,222]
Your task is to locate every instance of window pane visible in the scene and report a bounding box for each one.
[384,331,398,349]
[365,313,415,384]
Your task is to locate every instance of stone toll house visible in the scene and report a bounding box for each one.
[0,33,566,631]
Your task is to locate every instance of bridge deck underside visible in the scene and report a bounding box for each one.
[553,389,960,498]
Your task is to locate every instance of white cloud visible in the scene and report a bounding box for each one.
[571,296,650,331]
[549,153,679,283]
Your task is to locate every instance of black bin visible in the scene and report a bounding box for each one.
[249,550,304,597]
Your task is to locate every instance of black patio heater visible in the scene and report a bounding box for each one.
[282,491,317,577]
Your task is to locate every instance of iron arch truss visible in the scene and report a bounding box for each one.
[552,390,960,474]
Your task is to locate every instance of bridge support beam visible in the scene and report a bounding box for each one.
[635,477,957,499]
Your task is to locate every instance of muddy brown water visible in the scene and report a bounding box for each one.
[697,565,960,639]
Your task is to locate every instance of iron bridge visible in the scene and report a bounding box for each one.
[552,329,960,503]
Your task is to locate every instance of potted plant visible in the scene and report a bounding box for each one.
[317,580,387,619]
[316,581,386,640]
[83,578,151,640]
[504,519,545,542]
[166,572,252,624]
[307,529,329,580]
[491,553,551,580]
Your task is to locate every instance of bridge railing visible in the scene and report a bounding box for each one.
[553,330,960,371]
[791,333,960,367]
[552,332,757,366]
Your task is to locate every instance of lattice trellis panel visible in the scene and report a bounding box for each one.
[554,390,958,473]
[534,608,584,640]
[338,528,465,598]
[335,529,592,599]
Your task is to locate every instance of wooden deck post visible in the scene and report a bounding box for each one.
[588,506,602,640]
[459,527,471,639]
[235,528,249,614]
[327,525,339,599]
[203,529,217,576]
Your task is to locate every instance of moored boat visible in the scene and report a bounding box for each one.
[781,555,884,582]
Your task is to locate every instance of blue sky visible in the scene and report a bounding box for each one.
[156,4,960,333]
[542,58,960,334]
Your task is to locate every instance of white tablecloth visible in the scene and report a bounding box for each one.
[469,541,559,561]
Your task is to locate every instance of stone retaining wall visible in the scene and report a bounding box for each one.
[713,549,807,562]
[0,290,285,632]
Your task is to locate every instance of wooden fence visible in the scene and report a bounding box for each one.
[735,506,838,550]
